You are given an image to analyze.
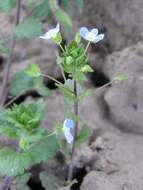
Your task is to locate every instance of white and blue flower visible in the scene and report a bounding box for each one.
[63,118,74,144]
[39,23,60,40]
[80,27,104,43]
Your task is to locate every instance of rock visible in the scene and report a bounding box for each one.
[10,39,61,78]
[103,42,143,134]
[80,131,143,190]
[78,0,143,51]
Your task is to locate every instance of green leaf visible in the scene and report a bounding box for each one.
[0,99,45,139]
[0,147,32,176]
[30,0,50,18]
[0,135,59,176]
[75,31,81,44]
[78,89,92,102]
[0,44,10,53]
[40,171,63,190]
[76,126,92,147]
[9,70,35,96]
[49,0,58,10]
[36,84,51,97]
[29,134,59,164]
[0,0,16,12]
[57,83,75,101]
[14,18,42,38]
[114,74,128,81]
[81,65,93,73]
[55,9,72,27]
[52,33,62,44]
[25,64,41,78]
[75,0,84,11]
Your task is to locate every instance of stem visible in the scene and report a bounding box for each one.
[0,0,22,109]
[68,80,78,181]
[4,93,23,109]
[0,1,22,190]
[41,73,62,85]
[58,43,65,53]
[84,41,90,54]
[96,80,114,91]
[59,64,66,83]
[58,44,66,82]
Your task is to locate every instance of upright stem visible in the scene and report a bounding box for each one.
[0,1,22,190]
[0,0,21,109]
[68,80,78,181]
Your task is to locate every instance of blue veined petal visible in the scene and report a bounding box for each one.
[64,127,73,144]
[80,27,89,39]
[93,34,104,43]
[91,28,98,35]
[63,118,74,129]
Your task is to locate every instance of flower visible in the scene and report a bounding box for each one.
[63,118,74,144]
[79,27,104,43]
[39,23,60,40]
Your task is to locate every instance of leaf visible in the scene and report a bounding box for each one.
[57,83,75,101]
[0,0,16,12]
[81,65,93,73]
[29,134,59,164]
[25,64,41,78]
[0,135,59,176]
[40,171,63,190]
[114,74,128,81]
[78,89,92,102]
[75,31,81,44]
[55,9,72,28]
[14,18,42,38]
[0,99,45,139]
[0,147,32,176]
[30,0,50,18]
[0,44,10,53]
[75,0,84,11]
[76,126,92,147]
[36,84,51,97]
[9,70,35,96]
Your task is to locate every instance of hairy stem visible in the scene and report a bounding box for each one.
[0,0,22,109]
[68,80,78,181]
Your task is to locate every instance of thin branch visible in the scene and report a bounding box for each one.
[0,0,22,109]
[0,1,22,190]
[68,80,78,181]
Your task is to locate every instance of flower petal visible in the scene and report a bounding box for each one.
[63,118,74,129]
[64,128,73,144]
[39,23,60,40]
[80,27,89,39]
[93,34,104,43]
[91,28,98,35]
